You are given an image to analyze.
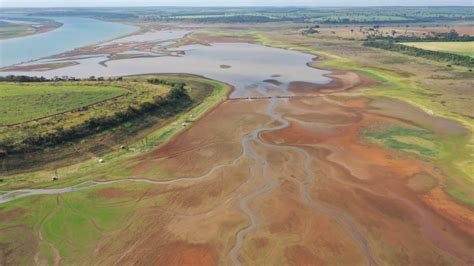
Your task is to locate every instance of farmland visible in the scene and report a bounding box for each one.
[0,83,128,125]
[0,75,229,173]
[400,41,474,57]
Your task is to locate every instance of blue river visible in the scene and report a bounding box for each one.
[0,17,137,67]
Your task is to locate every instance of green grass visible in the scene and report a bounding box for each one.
[400,42,474,57]
[362,126,437,158]
[0,182,164,264]
[0,83,128,125]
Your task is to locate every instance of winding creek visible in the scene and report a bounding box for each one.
[0,84,378,266]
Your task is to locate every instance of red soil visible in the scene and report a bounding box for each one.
[157,242,217,266]
[285,245,326,266]
[288,70,376,95]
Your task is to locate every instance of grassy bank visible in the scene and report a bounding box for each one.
[0,74,230,190]
[0,78,170,156]
[0,83,128,125]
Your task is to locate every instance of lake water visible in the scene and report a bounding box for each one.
[2,42,331,98]
[0,17,136,67]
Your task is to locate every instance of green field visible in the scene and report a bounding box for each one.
[401,42,474,57]
[0,83,128,125]
[0,75,229,178]
[363,126,438,158]
[0,182,164,265]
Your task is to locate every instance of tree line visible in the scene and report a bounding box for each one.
[363,40,474,68]
[366,29,474,42]
[0,75,125,83]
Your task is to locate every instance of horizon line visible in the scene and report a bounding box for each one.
[1,5,473,8]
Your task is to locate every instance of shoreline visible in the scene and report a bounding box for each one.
[0,20,63,41]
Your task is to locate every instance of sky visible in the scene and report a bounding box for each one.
[1,0,472,8]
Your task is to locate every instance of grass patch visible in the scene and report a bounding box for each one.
[363,126,437,158]
[0,83,128,125]
[0,182,163,264]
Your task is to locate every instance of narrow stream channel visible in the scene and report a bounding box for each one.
[0,83,378,266]
[226,83,377,265]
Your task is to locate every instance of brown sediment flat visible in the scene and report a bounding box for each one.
[0,208,25,221]
[50,41,157,59]
[131,99,270,178]
[285,245,326,266]
[100,53,160,67]
[0,61,79,72]
[156,242,217,266]
[406,173,438,193]
[85,69,473,265]
[288,70,376,95]
[95,188,133,198]
[219,64,231,69]
[252,237,268,249]
[421,187,474,236]
[369,97,469,135]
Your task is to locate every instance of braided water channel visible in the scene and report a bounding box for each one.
[0,84,377,266]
